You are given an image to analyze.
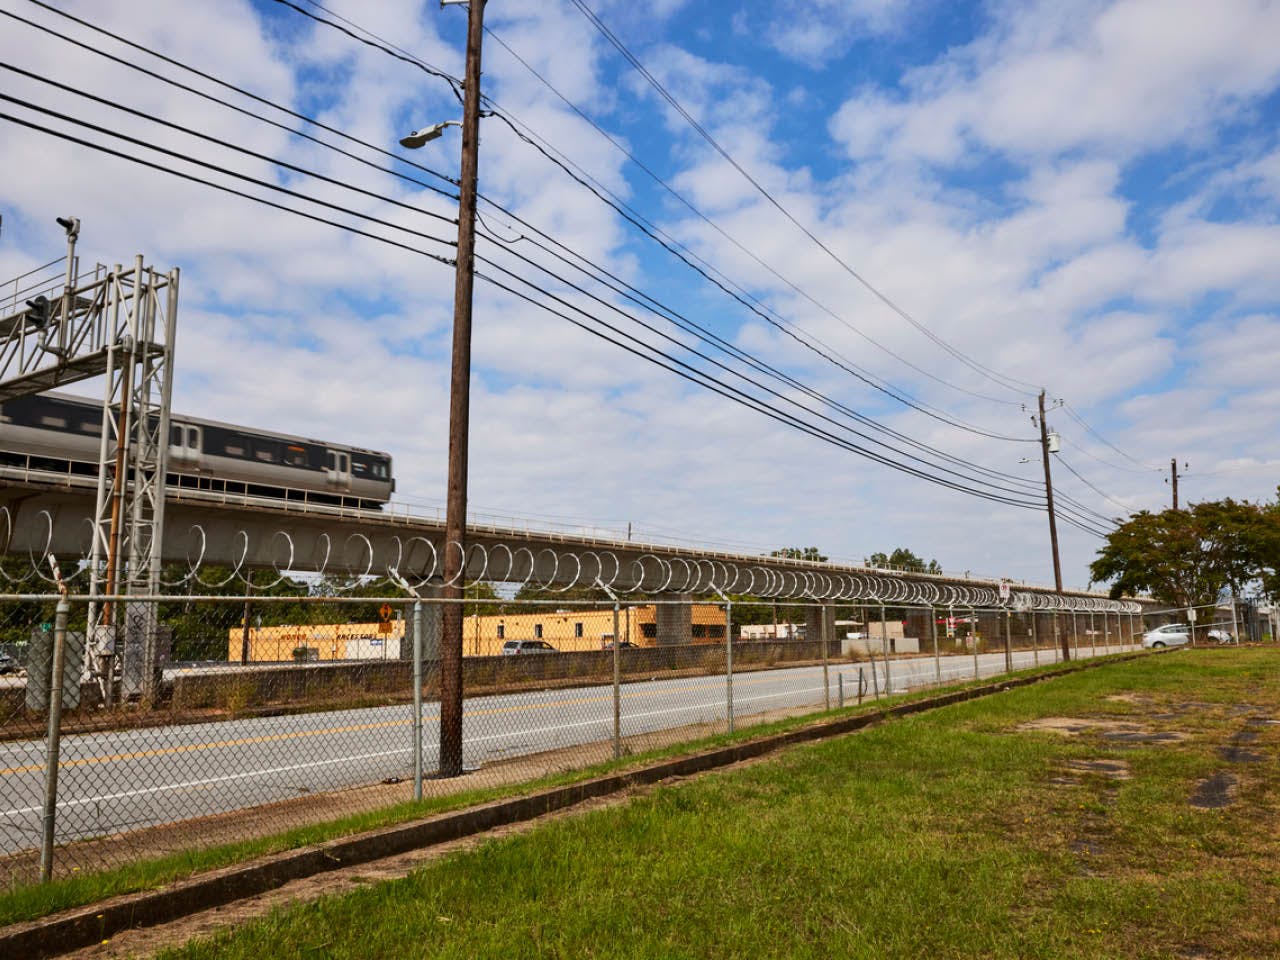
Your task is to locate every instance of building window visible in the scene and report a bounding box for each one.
[707,625,725,639]
[641,623,657,639]
[574,622,583,638]
[496,624,505,639]
[534,624,543,639]
[692,624,706,638]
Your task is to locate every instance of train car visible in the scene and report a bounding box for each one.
[0,392,394,508]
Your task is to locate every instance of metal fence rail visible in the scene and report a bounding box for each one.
[0,585,1160,891]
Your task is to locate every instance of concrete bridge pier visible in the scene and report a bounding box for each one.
[655,594,693,645]
[805,605,834,651]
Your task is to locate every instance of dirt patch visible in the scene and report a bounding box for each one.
[1104,693,1152,705]
[1019,716,1149,737]
[1063,758,1132,780]
[1101,729,1186,745]
[1189,771,1238,809]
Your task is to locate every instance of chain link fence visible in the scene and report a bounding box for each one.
[0,587,1150,892]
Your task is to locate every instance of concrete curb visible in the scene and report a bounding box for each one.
[1,653,1144,959]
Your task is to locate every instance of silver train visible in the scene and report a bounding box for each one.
[0,392,394,508]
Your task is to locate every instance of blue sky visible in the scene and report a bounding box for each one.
[2,0,1279,589]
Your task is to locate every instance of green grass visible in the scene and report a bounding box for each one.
[151,649,1280,960]
[2,657,1087,928]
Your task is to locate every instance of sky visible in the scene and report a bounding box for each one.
[1,0,1278,591]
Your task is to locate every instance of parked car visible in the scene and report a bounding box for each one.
[1142,624,1232,649]
[601,640,637,650]
[501,639,557,655]
[0,652,19,675]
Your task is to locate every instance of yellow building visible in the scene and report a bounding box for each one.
[229,620,405,662]
[228,604,726,661]
[461,604,726,656]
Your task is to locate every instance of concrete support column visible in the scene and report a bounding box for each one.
[903,609,931,650]
[656,594,693,646]
[805,604,834,652]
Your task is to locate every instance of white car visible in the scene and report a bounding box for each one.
[1142,624,1232,649]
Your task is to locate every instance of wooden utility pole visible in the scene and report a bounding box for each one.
[1038,390,1070,661]
[439,0,486,778]
[1170,458,1179,510]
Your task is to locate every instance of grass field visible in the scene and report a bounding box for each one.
[2,662,1037,928]
[155,648,1280,960]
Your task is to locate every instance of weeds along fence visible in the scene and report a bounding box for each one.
[0,589,1148,891]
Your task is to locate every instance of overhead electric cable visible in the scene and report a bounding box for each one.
[563,0,1044,399]
[276,0,1042,414]
[0,109,1053,511]
[10,0,1032,444]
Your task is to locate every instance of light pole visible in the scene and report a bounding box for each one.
[400,0,486,777]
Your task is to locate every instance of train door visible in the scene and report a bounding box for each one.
[325,448,351,489]
[168,422,202,464]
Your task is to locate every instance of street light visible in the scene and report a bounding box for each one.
[399,120,461,149]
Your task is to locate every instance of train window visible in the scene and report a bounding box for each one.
[374,462,389,479]
[187,427,199,449]
[285,445,306,467]
[254,443,277,463]
[225,437,246,457]
[40,415,67,428]
[170,425,183,446]
[325,451,335,471]
[81,419,101,435]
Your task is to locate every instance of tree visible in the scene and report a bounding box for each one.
[770,546,828,563]
[867,547,942,575]
[1089,498,1278,612]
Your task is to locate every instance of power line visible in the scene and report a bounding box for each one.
[1060,403,1161,472]
[1052,452,1133,517]
[564,0,1044,401]
[0,67,1047,500]
[3,5,1128,538]
[0,106,1053,511]
[279,0,1042,417]
[9,1,1032,447]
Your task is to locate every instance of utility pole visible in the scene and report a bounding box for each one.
[439,0,486,778]
[1038,390,1069,661]
[1170,458,1182,510]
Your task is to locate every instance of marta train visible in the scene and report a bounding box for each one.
[0,392,394,508]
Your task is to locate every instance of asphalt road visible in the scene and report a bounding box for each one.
[0,643,1135,854]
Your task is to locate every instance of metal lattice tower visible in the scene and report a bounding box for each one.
[0,222,178,700]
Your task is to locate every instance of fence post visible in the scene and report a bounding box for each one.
[878,602,891,696]
[613,598,622,755]
[725,596,734,733]
[838,673,844,709]
[1004,609,1013,674]
[870,659,879,698]
[1104,612,1111,654]
[971,605,979,680]
[39,594,70,883]
[412,599,423,801]
[820,603,830,711]
[930,604,940,685]
[1230,595,1240,645]
[1031,612,1040,666]
[858,667,865,704]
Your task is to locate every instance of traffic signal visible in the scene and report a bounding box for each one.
[24,295,51,328]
